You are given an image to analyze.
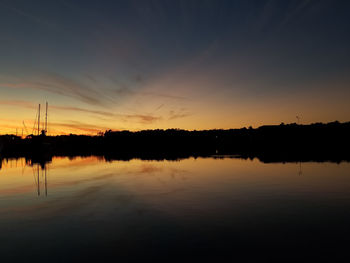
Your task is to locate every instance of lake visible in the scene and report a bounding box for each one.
[0,156,350,262]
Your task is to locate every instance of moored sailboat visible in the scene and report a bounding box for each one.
[27,102,52,154]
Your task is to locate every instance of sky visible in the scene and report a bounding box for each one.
[0,0,349,135]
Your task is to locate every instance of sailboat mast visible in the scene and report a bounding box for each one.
[45,102,48,133]
[38,104,41,135]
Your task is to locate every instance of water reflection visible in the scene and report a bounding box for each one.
[0,156,350,262]
[33,165,48,196]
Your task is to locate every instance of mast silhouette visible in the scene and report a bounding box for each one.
[38,104,41,136]
[45,102,48,134]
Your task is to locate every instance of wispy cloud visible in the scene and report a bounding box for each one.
[50,105,115,117]
[123,114,161,124]
[155,104,164,111]
[168,112,191,120]
[0,72,113,106]
[143,91,187,100]
[49,114,161,134]
[50,104,161,124]
[49,120,111,134]
[112,87,187,100]
[0,99,162,130]
[168,109,192,120]
[0,100,36,109]
[0,95,190,134]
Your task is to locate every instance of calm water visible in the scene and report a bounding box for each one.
[1,157,350,262]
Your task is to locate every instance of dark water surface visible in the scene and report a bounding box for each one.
[1,157,350,262]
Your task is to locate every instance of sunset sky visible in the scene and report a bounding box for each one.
[0,0,349,135]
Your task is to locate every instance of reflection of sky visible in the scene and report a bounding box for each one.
[1,157,350,216]
[0,0,350,134]
[1,157,350,261]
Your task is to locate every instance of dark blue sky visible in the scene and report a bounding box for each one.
[0,0,349,133]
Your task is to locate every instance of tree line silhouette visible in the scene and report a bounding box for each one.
[0,121,349,164]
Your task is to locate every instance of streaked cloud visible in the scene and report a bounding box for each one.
[50,105,115,117]
[155,104,164,111]
[50,104,162,124]
[123,114,161,124]
[0,100,36,109]
[112,87,187,100]
[0,73,113,106]
[168,109,192,120]
[49,121,111,134]
[0,99,163,132]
